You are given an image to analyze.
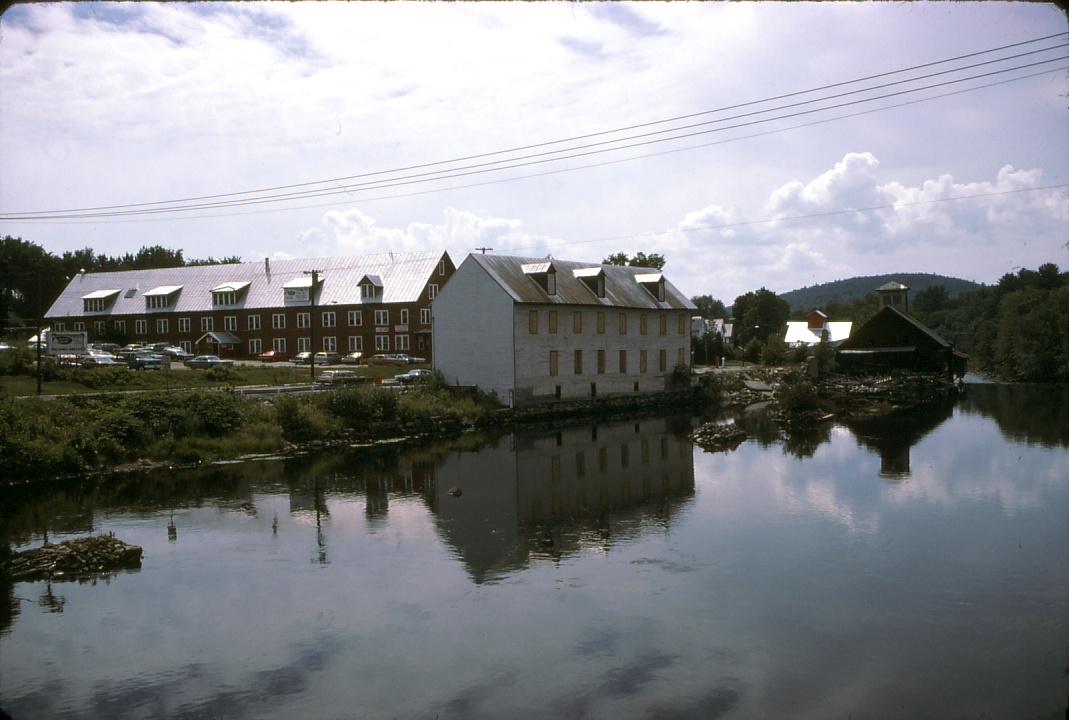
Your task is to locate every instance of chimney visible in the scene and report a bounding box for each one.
[264,257,270,275]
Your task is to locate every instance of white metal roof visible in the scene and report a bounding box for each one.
[211,281,251,293]
[785,321,853,345]
[46,251,449,318]
[82,289,121,300]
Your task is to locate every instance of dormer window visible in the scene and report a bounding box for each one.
[283,275,319,303]
[211,281,250,307]
[358,274,383,300]
[636,273,666,302]
[82,289,120,313]
[574,268,605,299]
[144,285,182,310]
[522,261,557,296]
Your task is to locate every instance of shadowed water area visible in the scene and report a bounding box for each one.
[1,383,1067,719]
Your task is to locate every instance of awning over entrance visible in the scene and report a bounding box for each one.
[196,331,241,345]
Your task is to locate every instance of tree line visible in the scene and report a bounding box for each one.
[0,236,240,332]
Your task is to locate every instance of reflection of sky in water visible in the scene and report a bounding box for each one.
[1,407,1066,720]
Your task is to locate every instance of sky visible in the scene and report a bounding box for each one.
[1,2,1067,302]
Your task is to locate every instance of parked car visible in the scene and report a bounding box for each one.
[82,355,124,368]
[257,350,286,363]
[160,346,193,361]
[0,342,12,352]
[291,352,313,365]
[315,369,367,385]
[367,354,408,366]
[340,351,364,365]
[403,355,427,365]
[313,351,340,365]
[185,355,234,369]
[128,353,166,370]
[395,368,433,384]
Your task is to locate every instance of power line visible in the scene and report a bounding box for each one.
[9,63,1065,227]
[3,32,1065,219]
[4,54,1065,222]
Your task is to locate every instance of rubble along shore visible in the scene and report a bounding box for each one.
[2,534,143,582]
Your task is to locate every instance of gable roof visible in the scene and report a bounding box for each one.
[465,254,694,310]
[47,251,448,318]
[839,306,953,351]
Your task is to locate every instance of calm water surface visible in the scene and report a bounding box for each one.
[1,384,1067,719]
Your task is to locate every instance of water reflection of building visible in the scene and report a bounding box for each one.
[839,396,955,479]
[428,418,695,583]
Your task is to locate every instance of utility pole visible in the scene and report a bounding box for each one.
[35,275,43,395]
[304,270,320,381]
[475,247,493,254]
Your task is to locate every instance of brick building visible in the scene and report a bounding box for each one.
[45,251,455,360]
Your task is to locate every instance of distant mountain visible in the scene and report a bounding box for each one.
[779,273,983,312]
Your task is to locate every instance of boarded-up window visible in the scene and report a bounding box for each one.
[640,315,648,336]
[678,314,686,335]
[549,350,558,376]
[619,349,627,373]
[659,349,667,372]
[659,314,667,336]
[529,310,538,334]
[678,347,685,367]
[596,312,605,334]
[573,311,582,334]
[574,349,583,374]
[619,313,627,335]
[640,350,647,373]
[549,311,558,334]
[597,349,605,374]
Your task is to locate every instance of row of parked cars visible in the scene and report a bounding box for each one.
[315,368,433,385]
[57,342,235,370]
[258,350,426,366]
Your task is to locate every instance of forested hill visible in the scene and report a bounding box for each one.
[779,273,982,311]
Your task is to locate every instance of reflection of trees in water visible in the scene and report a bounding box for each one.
[731,408,831,459]
[958,384,1069,448]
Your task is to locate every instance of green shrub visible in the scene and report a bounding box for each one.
[777,380,821,415]
[761,336,786,365]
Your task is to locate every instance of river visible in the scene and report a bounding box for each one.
[1,383,1066,719]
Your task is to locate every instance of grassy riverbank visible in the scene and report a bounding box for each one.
[0,382,501,482]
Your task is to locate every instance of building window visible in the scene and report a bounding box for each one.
[322,311,336,328]
[678,347,686,367]
[201,317,213,332]
[273,338,286,353]
[73,321,85,331]
[249,338,262,355]
[439,259,446,276]
[360,283,376,299]
[659,348,667,372]
[546,272,556,295]
[297,312,310,329]
[272,313,286,329]
[640,315,648,336]
[421,308,431,325]
[659,314,667,336]
[597,349,605,374]
[213,291,236,306]
[549,350,558,377]
[619,313,627,335]
[529,310,538,334]
[678,314,686,335]
[54,322,67,332]
[323,336,337,352]
[396,334,409,351]
[224,316,237,331]
[399,309,409,326]
[596,312,605,334]
[573,311,583,334]
[135,319,147,335]
[84,298,106,313]
[375,335,389,351]
[114,320,126,335]
[548,311,558,334]
[428,284,439,300]
[375,309,389,326]
[95,320,107,335]
[348,335,363,352]
[156,319,169,334]
[619,349,627,373]
[177,317,189,333]
[248,314,261,331]
[348,310,362,327]
[181,340,193,353]
[574,349,583,375]
[298,337,311,352]
[146,295,170,310]
[418,336,426,351]
[640,350,647,373]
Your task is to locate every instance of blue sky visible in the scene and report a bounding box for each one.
[1,2,1066,301]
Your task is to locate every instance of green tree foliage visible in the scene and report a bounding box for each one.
[760,334,786,365]
[731,287,790,346]
[691,294,726,318]
[603,252,667,270]
[912,284,949,315]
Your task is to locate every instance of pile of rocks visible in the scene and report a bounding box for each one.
[3,535,143,582]
[690,422,747,452]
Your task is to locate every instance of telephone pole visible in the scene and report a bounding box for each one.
[475,247,493,254]
[304,270,321,380]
